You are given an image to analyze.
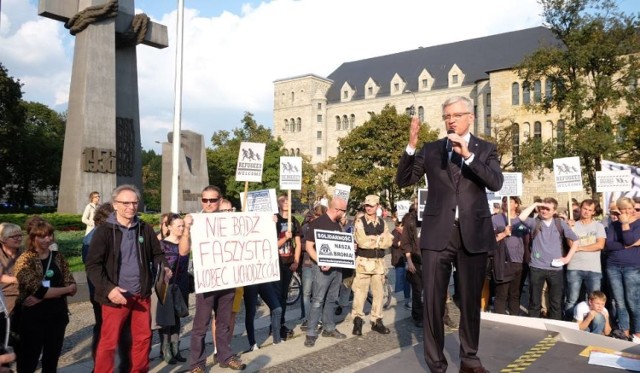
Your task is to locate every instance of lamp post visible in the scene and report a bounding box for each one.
[170,0,185,212]
[403,89,417,117]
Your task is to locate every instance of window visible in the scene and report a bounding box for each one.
[296,118,301,132]
[317,114,322,123]
[317,131,322,140]
[452,74,458,84]
[296,148,300,156]
[418,106,424,122]
[317,103,322,110]
[534,80,542,103]
[512,123,520,167]
[290,148,295,155]
[343,90,348,99]
[522,81,531,105]
[534,121,542,140]
[284,119,289,132]
[545,79,553,100]
[343,115,348,129]
[368,87,373,95]
[290,118,295,132]
[422,79,428,88]
[291,92,294,103]
[486,93,491,107]
[485,115,491,137]
[511,82,520,105]
[283,149,289,156]
[350,114,355,129]
[336,116,341,131]
[557,120,565,150]
[394,83,399,92]
[316,147,322,156]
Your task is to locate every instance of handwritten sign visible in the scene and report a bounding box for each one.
[554,156,583,193]
[279,156,302,190]
[236,142,266,182]
[240,189,278,213]
[190,212,279,293]
[596,170,631,193]
[495,172,523,197]
[333,183,351,203]
[395,200,412,222]
[315,229,355,269]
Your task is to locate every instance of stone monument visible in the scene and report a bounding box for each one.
[39,0,168,213]
[160,130,210,213]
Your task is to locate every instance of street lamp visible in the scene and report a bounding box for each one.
[403,89,417,117]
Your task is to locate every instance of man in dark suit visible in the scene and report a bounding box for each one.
[396,96,503,373]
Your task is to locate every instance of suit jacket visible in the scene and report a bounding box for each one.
[396,135,503,253]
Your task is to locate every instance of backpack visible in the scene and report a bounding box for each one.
[530,217,572,256]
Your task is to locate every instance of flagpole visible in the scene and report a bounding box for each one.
[171,0,185,212]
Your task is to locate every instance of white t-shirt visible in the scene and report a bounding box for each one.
[574,300,609,321]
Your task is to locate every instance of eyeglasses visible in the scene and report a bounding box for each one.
[115,200,139,207]
[442,112,470,121]
[610,211,621,216]
[7,234,22,240]
[201,198,220,204]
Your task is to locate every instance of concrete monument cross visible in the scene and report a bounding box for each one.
[38,0,168,213]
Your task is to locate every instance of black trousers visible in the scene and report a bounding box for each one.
[17,314,67,373]
[406,255,423,322]
[422,223,488,373]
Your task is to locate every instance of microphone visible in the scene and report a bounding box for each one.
[445,129,454,152]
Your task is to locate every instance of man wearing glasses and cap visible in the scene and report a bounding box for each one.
[350,194,393,336]
[186,186,246,372]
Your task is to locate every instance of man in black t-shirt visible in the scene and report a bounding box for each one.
[303,197,349,347]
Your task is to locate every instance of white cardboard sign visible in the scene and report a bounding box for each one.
[553,156,583,193]
[315,229,355,269]
[190,212,279,293]
[240,189,278,214]
[495,172,523,197]
[596,170,632,193]
[279,156,302,190]
[235,142,266,182]
[333,183,351,203]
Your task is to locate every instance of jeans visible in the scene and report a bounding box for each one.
[606,265,640,332]
[307,264,342,337]
[244,282,282,346]
[528,267,564,320]
[589,313,607,335]
[301,266,314,321]
[274,261,294,324]
[564,270,602,318]
[395,265,411,300]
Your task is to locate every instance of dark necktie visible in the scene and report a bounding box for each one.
[450,152,463,185]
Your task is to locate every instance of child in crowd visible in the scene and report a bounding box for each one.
[574,291,611,336]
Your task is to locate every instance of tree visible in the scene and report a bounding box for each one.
[206,112,285,208]
[330,105,439,211]
[141,149,162,211]
[516,0,640,196]
[0,63,26,201]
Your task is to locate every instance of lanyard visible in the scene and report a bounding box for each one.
[43,252,54,280]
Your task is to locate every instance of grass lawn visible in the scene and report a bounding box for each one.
[55,230,85,272]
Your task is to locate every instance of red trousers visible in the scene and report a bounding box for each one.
[94,295,151,373]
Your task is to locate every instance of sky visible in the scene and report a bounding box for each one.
[1,0,638,153]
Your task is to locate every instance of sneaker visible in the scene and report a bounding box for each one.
[633,335,640,344]
[281,325,294,339]
[304,335,317,347]
[371,319,390,334]
[317,320,324,332]
[300,320,309,331]
[250,343,259,351]
[220,356,246,370]
[322,329,347,339]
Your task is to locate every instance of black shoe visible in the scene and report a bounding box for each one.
[413,320,423,328]
[304,335,317,347]
[352,316,363,336]
[322,329,347,339]
[335,305,343,315]
[280,325,294,339]
[371,319,390,334]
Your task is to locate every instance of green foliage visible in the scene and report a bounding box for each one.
[330,105,439,211]
[141,149,162,211]
[206,112,286,207]
[516,0,640,196]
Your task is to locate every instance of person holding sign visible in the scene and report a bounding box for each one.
[187,186,246,372]
[303,197,349,348]
[350,195,393,336]
[274,194,301,340]
[396,96,504,373]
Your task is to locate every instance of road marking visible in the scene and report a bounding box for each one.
[500,335,557,373]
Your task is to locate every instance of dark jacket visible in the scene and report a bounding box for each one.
[85,218,167,306]
[401,209,421,264]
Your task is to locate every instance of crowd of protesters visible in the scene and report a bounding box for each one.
[0,183,638,372]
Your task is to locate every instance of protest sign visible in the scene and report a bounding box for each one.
[417,188,428,221]
[190,212,279,293]
[495,172,523,197]
[240,189,278,214]
[553,156,583,193]
[395,200,412,222]
[334,183,351,202]
[279,156,302,190]
[596,170,632,193]
[236,142,266,182]
[315,229,355,269]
